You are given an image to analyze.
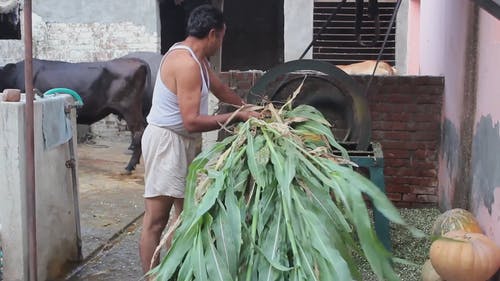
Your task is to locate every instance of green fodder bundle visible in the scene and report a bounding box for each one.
[149,85,421,281]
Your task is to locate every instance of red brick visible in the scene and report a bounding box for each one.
[413,149,427,159]
[411,122,440,131]
[384,159,410,167]
[411,202,438,208]
[411,186,437,195]
[416,194,438,203]
[420,169,438,177]
[402,193,417,201]
[380,141,419,150]
[384,175,407,182]
[383,149,411,158]
[406,177,437,186]
[384,94,414,104]
[384,112,412,122]
[417,94,443,104]
[370,104,404,113]
[413,113,441,122]
[371,121,410,131]
[385,185,411,193]
[413,77,444,86]
[403,104,419,113]
[384,131,413,141]
[412,131,440,141]
[410,163,438,171]
[386,192,402,201]
[395,202,412,208]
[371,131,385,140]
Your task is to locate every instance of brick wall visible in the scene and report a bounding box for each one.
[357,76,444,207]
[218,71,444,207]
[0,12,160,138]
[0,13,159,65]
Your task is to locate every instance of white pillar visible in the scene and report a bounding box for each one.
[284,0,314,61]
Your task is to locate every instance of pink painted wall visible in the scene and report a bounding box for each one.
[406,0,420,75]
[470,10,500,245]
[418,0,471,209]
[414,0,500,245]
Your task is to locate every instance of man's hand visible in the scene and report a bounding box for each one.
[237,110,260,122]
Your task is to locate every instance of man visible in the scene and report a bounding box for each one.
[139,4,257,273]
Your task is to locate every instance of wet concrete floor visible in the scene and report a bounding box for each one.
[63,139,146,280]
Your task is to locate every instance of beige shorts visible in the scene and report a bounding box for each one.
[141,124,200,198]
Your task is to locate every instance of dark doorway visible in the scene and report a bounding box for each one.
[0,4,21,40]
[159,0,210,54]
[222,0,284,71]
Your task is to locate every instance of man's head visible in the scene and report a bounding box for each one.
[186,4,225,56]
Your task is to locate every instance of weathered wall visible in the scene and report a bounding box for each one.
[0,0,159,64]
[33,0,158,34]
[418,0,472,209]
[413,0,500,245]
[0,1,160,139]
[219,71,444,207]
[470,9,500,245]
[0,95,80,281]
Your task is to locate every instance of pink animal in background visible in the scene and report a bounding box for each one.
[336,60,397,76]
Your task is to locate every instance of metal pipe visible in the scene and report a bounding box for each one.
[23,0,37,280]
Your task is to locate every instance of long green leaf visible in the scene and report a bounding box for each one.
[203,216,234,281]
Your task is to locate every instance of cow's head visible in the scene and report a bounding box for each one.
[0,63,18,91]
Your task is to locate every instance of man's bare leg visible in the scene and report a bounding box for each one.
[164,198,184,250]
[139,196,174,274]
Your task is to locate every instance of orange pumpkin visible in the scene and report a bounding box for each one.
[431,208,483,236]
[430,230,500,281]
[421,259,443,281]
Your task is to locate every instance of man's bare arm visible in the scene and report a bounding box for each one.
[207,65,245,106]
[173,58,249,133]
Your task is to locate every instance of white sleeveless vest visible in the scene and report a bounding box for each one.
[146,43,210,136]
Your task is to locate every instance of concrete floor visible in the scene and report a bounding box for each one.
[62,139,146,281]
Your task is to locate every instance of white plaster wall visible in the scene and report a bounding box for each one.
[0,95,80,281]
[395,0,409,74]
[0,5,161,139]
[284,0,313,61]
[0,13,159,64]
[0,1,160,65]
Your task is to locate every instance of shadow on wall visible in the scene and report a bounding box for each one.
[440,119,460,208]
[472,115,500,214]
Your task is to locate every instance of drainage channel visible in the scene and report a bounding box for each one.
[61,212,145,281]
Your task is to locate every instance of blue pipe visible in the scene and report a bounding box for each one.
[43,88,84,107]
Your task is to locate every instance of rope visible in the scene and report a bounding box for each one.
[362,0,403,97]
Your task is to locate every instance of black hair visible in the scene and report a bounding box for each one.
[186,4,224,39]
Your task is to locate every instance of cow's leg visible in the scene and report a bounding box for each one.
[122,116,144,174]
[128,135,136,151]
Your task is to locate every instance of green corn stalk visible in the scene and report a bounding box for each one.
[148,85,423,281]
